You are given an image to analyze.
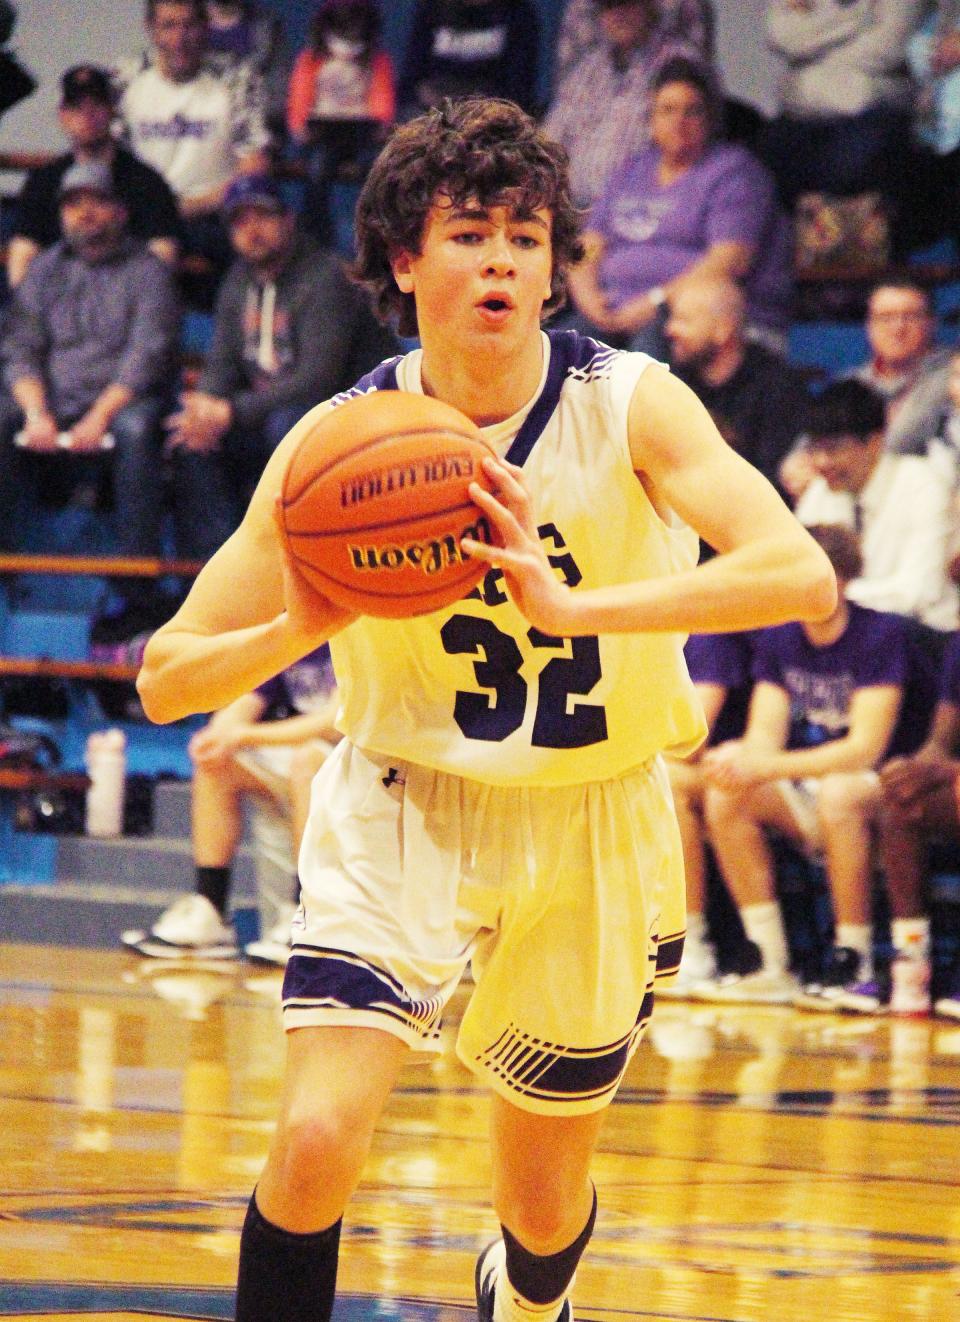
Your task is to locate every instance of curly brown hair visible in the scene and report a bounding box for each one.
[805,524,862,586]
[352,97,585,338]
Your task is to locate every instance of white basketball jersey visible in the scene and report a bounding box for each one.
[328,330,707,787]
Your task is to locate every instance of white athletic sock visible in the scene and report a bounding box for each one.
[741,901,788,974]
[489,1241,569,1322]
[686,911,708,943]
[892,916,931,961]
[836,923,873,977]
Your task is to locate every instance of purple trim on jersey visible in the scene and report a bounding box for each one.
[478,989,653,1103]
[329,354,402,407]
[330,333,613,468]
[941,633,960,706]
[282,947,444,1039]
[656,932,686,979]
[505,330,617,469]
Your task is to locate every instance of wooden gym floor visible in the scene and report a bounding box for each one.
[1,942,959,1321]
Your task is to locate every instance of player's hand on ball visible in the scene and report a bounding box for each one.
[273,499,356,640]
[463,457,575,636]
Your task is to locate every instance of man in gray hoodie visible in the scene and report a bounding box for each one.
[164,172,397,542]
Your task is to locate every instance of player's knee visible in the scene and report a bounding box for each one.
[704,784,747,832]
[272,1106,368,1199]
[817,773,877,826]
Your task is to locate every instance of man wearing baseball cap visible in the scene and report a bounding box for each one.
[8,62,180,288]
[164,171,397,540]
[0,152,200,622]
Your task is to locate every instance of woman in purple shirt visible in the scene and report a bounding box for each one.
[566,56,792,356]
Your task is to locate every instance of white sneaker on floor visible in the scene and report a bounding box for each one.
[125,893,239,960]
[657,935,717,999]
[695,966,800,1005]
[245,905,296,967]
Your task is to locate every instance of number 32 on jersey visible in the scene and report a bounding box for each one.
[440,523,608,750]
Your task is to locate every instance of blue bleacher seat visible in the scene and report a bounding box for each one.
[788,322,869,378]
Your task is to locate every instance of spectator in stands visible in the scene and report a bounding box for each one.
[794,380,960,633]
[397,0,541,120]
[545,0,699,209]
[564,57,793,356]
[905,7,960,254]
[0,0,35,125]
[662,628,754,993]
[554,0,714,87]
[825,631,960,1018]
[123,644,340,965]
[782,281,953,497]
[666,275,809,488]
[7,64,181,289]
[287,0,395,244]
[113,0,271,281]
[163,173,398,535]
[0,162,181,611]
[700,525,912,1005]
[205,0,293,139]
[761,0,926,212]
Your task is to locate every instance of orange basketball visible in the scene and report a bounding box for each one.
[280,390,498,618]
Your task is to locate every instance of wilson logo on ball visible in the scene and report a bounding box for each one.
[348,515,493,576]
[340,452,479,507]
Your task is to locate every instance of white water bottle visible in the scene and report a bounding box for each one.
[85,729,127,837]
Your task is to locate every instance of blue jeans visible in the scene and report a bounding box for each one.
[168,404,305,560]
[0,392,166,558]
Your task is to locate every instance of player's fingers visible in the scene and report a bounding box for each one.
[468,482,526,545]
[460,536,500,564]
[480,455,529,506]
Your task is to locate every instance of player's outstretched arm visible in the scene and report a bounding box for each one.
[466,367,836,636]
[138,405,355,724]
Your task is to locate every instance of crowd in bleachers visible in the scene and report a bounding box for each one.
[4,0,960,1008]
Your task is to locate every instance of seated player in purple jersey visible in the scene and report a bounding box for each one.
[699,525,917,1006]
[122,644,339,964]
[875,632,960,1020]
[662,628,754,991]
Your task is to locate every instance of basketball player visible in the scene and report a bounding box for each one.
[137,99,835,1322]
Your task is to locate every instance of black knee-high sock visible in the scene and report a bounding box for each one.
[196,865,231,915]
[501,1186,598,1305]
[234,1192,341,1322]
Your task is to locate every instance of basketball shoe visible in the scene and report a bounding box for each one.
[244,903,296,966]
[795,946,863,1011]
[475,1240,572,1322]
[656,932,717,999]
[121,893,239,960]
[695,965,799,1005]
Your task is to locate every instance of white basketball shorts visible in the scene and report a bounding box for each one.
[282,740,686,1115]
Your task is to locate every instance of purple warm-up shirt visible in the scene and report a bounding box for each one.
[751,603,917,755]
[588,141,793,332]
[684,630,754,746]
[938,632,960,709]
